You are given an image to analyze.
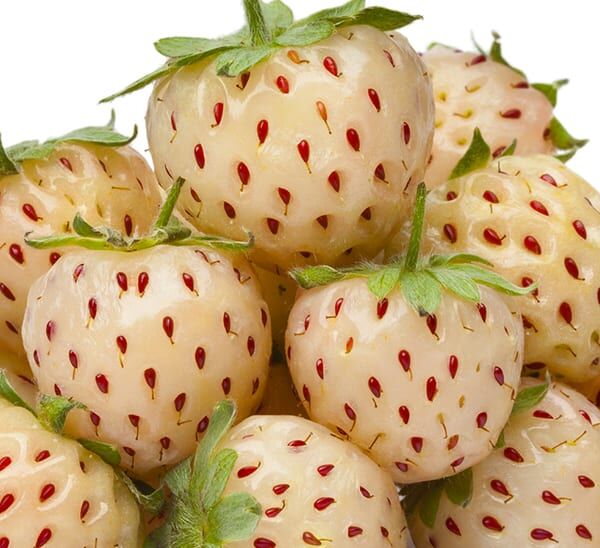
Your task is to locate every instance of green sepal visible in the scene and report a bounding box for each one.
[36,394,85,434]
[0,369,35,414]
[449,128,491,180]
[511,374,551,416]
[487,31,525,77]
[205,492,262,544]
[116,471,166,515]
[367,267,401,299]
[547,117,588,162]
[102,0,421,101]
[0,134,19,177]
[400,271,442,316]
[444,468,473,507]
[78,438,122,466]
[494,430,506,449]
[418,482,444,528]
[532,79,569,107]
[290,265,349,288]
[499,139,517,158]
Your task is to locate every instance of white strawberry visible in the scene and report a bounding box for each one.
[0,391,141,547]
[104,0,434,271]
[286,184,527,484]
[408,379,600,547]
[0,349,38,407]
[0,116,162,357]
[149,400,408,547]
[421,35,586,188]
[388,152,600,383]
[21,179,272,481]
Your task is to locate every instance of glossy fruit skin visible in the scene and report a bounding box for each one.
[422,46,554,188]
[22,246,271,480]
[0,143,162,357]
[410,381,600,547]
[146,26,434,271]
[219,414,408,547]
[388,155,600,383]
[0,397,140,546]
[286,279,523,483]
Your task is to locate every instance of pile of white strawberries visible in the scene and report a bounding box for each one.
[0,1,598,546]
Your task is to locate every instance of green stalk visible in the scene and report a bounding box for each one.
[155,177,185,229]
[242,0,271,46]
[404,183,427,272]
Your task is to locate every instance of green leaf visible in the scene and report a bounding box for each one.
[338,7,422,31]
[261,0,294,34]
[290,265,347,289]
[190,400,238,495]
[0,369,35,414]
[117,471,166,515]
[547,117,588,162]
[367,267,401,299]
[0,134,18,177]
[488,31,525,77]
[243,0,272,46]
[400,271,442,315]
[428,253,493,268]
[164,457,193,500]
[428,267,481,303]
[206,492,262,543]
[73,213,105,238]
[305,0,365,22]
[494,430,506,449]
[418,482,444,528]
[451,264,534,297]
[532,79,569,107]
[499,139,517,158]
[511,376,550,416]
[37,394,85,434]
[449,128,491,180]
[78,438,121,466]
[155,36,235,58]
[215,45,275,77]
[404,183,428,272]
[8,142,56,162]
[427,41,459,51]
[25,233,124,251]
[200,448,238,512]
[444,468,473,507]
[275,20,335,46]
[155,177,185,229]
[100,64,173,103]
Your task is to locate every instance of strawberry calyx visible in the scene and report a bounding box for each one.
[24,177,253,253]
[470,31,587,162]
[100,0,421,102]
[401,374,551,526]
[292,183,534,316]
[0,110,137,178]
[146,400,262,547]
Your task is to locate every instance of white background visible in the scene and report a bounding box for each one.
[0,0,597,186]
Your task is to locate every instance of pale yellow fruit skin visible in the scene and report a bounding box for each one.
[0,398,140,546]
[22,247,271,480]
[0,143,162,357]
[259,363,306,418]
[221,414,408,547]
[388,155,600,383]
[423,46,554,188]
[286,279,523,484]
[147,26,434,271]
[255,266,297,355]
[410,381,600,547]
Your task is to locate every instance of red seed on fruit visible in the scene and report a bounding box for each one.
[257,120,269,144]
[318,464,334,476]
[483,190,499,203]
[316,358,324,379]
[273,484,289,495]
[483,228,503,245]
[323,56,338,76]
[482,516,504,532]
[316,215,328,229]
[398,350,411,372]
[298,140,310,163]
[23,203,40,221]
[524,235,542,255]
[493,366,505,385]
[573,220,587,239]
[346,129,360,151]
[237,162,250,186]
[579,475,595,488]
[345,403,356,421]
[238,465,259,478]
[222,377,231,395]
[314,497,335,510]
[328,171,341,192]
[411,437,423,453]
[95,374,109,394]
[0,494,15,513]
[377,298,388,318]
[426,377,437,401]
[542,490,560,505]
[503,447,524,463]
[559,302,573,324]
[444,224,457,243]
[576,525,593,540]
[449,355,459,378]
[564,257,581,279]
[476,412,488,429]
[0,284,15,301]
[530,528,554,541]
[369,377,382,398]
[398,406,410,424]
[9,244,24,264]
[490,479,510,496]
[39,483,55,502]
[530,200,549,216]
[213,102,224,126]
[276,75,289,93]
[266,218,280,235]
[500,108,522,119]
[368,88,381,111]
[446,517,461,536]
[403,122,411,145]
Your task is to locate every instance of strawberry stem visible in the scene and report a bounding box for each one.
[155,177,185,229]
[404,182,427,272]
[243,0,271,46]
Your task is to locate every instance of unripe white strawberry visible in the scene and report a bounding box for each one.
[105,1,434,271]
[388,155,600,383]
[409,380,600,547]
[0,397,141,546]
[21,180,271,481]
[423,43,553,187]
[0,120,162,357]
[150,401,408,547]
[286,184,527,484]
